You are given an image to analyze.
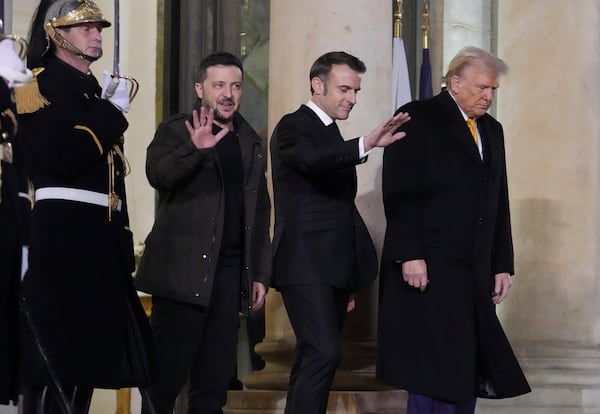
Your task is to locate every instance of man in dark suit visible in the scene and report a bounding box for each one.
[378,46,530,414]
[270,51,410,414]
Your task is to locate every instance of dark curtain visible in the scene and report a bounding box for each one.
[161,0,241,119]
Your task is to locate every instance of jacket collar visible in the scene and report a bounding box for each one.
[306,99,334,126]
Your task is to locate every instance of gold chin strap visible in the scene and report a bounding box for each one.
[106,142,130,221]
[43,0,110,61]
[44,23,102,62]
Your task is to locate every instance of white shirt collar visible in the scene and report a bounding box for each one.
[306,99,334,126]
[448,91,471,122]
[448,91,483,157]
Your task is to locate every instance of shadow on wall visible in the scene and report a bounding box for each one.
[355,163,385,255]
[351,163,385,341]
[500,197,583,342]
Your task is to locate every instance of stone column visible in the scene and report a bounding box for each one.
[225,1,406,413]
[440,0,494,69]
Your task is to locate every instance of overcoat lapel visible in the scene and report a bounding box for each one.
[440,92,484,167]
[478,116,495,169]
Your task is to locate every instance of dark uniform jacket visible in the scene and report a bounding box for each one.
[135,100,271,313]
[270,104,377,291]
[17,58,152,388]
[0,79,30,404]
[377,90,530,402]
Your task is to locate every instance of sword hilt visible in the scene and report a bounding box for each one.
[104,75,120,98]
[105,73,140,102]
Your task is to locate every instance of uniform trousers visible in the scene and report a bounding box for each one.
[407,393,476,414]
[142,263,241,414]
[280,284,349,414]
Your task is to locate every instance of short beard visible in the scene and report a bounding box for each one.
[214,109,233,124]
[202,102,234,125]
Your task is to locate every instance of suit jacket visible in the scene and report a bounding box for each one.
[270,104,377,292]
[377,91,530,402]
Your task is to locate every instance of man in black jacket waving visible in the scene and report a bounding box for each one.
[136,52,271,414]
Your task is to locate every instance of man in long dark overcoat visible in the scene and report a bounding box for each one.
[17,1,152,412]
[378,46,530,414]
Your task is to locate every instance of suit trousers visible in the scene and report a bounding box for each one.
[142,264,241,414]
[280,284,349,414]
[407,393,476,414]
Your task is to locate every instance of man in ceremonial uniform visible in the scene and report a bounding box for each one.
[18,1,152,412]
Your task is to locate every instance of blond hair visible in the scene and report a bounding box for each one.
[445,46,508,85]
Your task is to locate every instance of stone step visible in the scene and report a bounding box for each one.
[224,389,407,414]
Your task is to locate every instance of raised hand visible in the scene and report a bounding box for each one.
[363,111,411,151]
[185,106,229,149]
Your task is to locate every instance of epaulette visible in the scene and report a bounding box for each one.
[15,67,50,114]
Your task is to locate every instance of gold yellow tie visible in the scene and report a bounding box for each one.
[466,118,478,145]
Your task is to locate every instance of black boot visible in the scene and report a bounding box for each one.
[20,386,55,414]
[21,385,91,414]
[139,387,158,414]
[68,387,92,414]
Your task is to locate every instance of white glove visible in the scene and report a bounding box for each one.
[101,70,131,113]
[0,39,32,88]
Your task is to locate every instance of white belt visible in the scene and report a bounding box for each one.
[35,187,122,211]
[18,192,31,201]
